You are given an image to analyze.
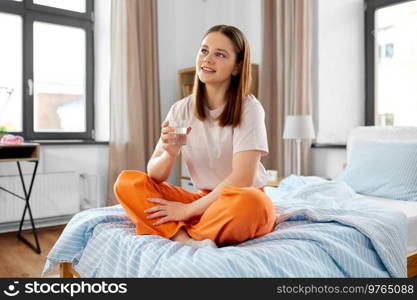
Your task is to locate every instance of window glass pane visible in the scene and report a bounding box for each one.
[34,0,86,13]
[33,21,86,132]
[375,1,417,126]
[0,12,22,132]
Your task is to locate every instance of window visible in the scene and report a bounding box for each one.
[365,0,417,126]
[0,12,22,132]
[0,0,94,140]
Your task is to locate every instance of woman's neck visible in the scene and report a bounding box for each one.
[204,79,230,110]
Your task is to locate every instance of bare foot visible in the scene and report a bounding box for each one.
[171,229,218,248]
[171,228,191,243]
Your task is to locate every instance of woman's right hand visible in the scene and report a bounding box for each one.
[160,120,191,157]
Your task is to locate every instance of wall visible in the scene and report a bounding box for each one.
[157,0,262,185]
[311,0,365,179]
[315,0,365,145]
[94,0,111,142]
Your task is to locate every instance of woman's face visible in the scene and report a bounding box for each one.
[196,32,240,86]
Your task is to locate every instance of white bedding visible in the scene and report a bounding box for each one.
[346,127,417,255]
[364,194,417,254]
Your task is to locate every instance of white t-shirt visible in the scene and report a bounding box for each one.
[156,94,269,190]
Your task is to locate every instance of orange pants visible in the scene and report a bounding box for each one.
[114,170,276,246]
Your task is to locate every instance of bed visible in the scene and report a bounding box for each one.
[43,126,417,278]
[343,126,417,278]
[366,195,417,277]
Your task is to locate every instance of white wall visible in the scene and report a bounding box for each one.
[315,0,364,145]
[157,0,262,184]
[311,0,365,179]
[311,147,347,179]
[94,0,111,142]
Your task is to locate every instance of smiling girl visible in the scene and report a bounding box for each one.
[114,25,275,248]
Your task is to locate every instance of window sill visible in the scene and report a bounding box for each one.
[311,143,346,149]
[27,139,109,145]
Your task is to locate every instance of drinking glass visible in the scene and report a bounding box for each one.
[168,120,188,145]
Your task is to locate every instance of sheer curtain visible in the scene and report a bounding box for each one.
[107,0,160,205]
[259,0,313,177]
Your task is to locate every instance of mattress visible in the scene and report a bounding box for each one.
[363,195,417,254]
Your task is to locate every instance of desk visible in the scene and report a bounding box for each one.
[0,143,41,254]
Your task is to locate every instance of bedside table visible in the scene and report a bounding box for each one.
[265,177,284,187]
[265,169,283,187]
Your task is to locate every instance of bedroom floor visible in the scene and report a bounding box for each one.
[0,225,65,277]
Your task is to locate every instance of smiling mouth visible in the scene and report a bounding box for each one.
[201,66,216,73]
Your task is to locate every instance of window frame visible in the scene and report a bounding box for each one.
[364,0,415,126]
[0,0,94,140]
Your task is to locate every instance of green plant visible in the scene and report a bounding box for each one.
[0,125,7,136]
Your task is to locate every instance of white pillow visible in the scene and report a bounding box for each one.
[336,140,417,201]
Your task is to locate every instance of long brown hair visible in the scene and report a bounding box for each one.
[192,25,252,128]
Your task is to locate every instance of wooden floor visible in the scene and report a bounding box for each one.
[0,225,65,277]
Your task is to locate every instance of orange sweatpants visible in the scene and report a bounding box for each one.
[114,170,276,246]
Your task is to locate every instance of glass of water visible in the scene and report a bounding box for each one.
[168,120,188,145]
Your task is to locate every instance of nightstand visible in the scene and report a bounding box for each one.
[265,169,283,187]
[265,177,284,187]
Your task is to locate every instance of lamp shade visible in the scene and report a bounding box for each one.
[283,115,315,139]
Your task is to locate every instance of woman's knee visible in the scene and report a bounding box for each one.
[227,187,274,220]
[114,170,145,188]
[113,170,148,203]
[212,187,275,244]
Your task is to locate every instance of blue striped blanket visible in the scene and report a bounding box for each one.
[42,176,407,277]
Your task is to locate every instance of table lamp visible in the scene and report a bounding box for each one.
[283,115,315,175]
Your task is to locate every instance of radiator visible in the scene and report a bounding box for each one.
[79,173,99,209]
[0,172,80,223]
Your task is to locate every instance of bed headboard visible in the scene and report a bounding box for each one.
[347,126,417,164]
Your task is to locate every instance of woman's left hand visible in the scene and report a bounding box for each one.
[145,198,192,226]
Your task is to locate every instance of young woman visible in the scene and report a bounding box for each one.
[114,25,276,248]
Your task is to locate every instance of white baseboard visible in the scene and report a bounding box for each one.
[0,215,73,234]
